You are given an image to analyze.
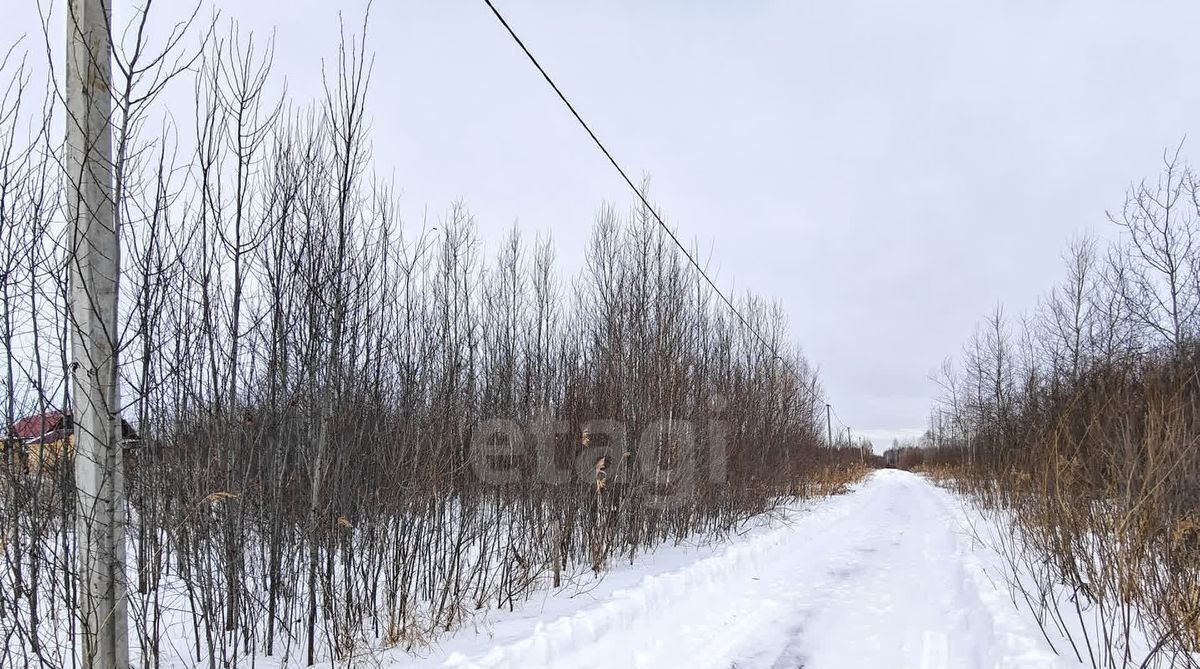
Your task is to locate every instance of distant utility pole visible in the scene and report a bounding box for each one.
[825,403,832,447]
[66,1,128,667]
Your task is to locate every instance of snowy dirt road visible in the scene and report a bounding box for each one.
[419,470,1066,669]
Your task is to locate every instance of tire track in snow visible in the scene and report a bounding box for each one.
[732,470,1067,669]
[428,470,1068,669]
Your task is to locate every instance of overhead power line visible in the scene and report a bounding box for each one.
[830,404,852,433]
[480,0,782,360]
[481,0,861,450]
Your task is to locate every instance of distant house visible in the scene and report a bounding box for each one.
[12,409,72,442]
[6,410,141,472]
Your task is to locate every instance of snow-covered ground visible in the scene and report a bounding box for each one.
[399,469,1071,669]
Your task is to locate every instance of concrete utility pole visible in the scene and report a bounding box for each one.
[66,1,128,667]
[825,403,832,447]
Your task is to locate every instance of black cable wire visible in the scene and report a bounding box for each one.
[830,404,852,434]
[480,0,783,360]
[482,0,860,442]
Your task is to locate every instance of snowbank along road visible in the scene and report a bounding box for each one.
[418,470,1067,669]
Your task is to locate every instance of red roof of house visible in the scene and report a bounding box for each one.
[12,410,69,439]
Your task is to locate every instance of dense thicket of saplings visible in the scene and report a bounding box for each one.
[924,152,1200,667]
[0,16,860,668]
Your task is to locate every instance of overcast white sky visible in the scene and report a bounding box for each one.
[8,0,1200,449]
